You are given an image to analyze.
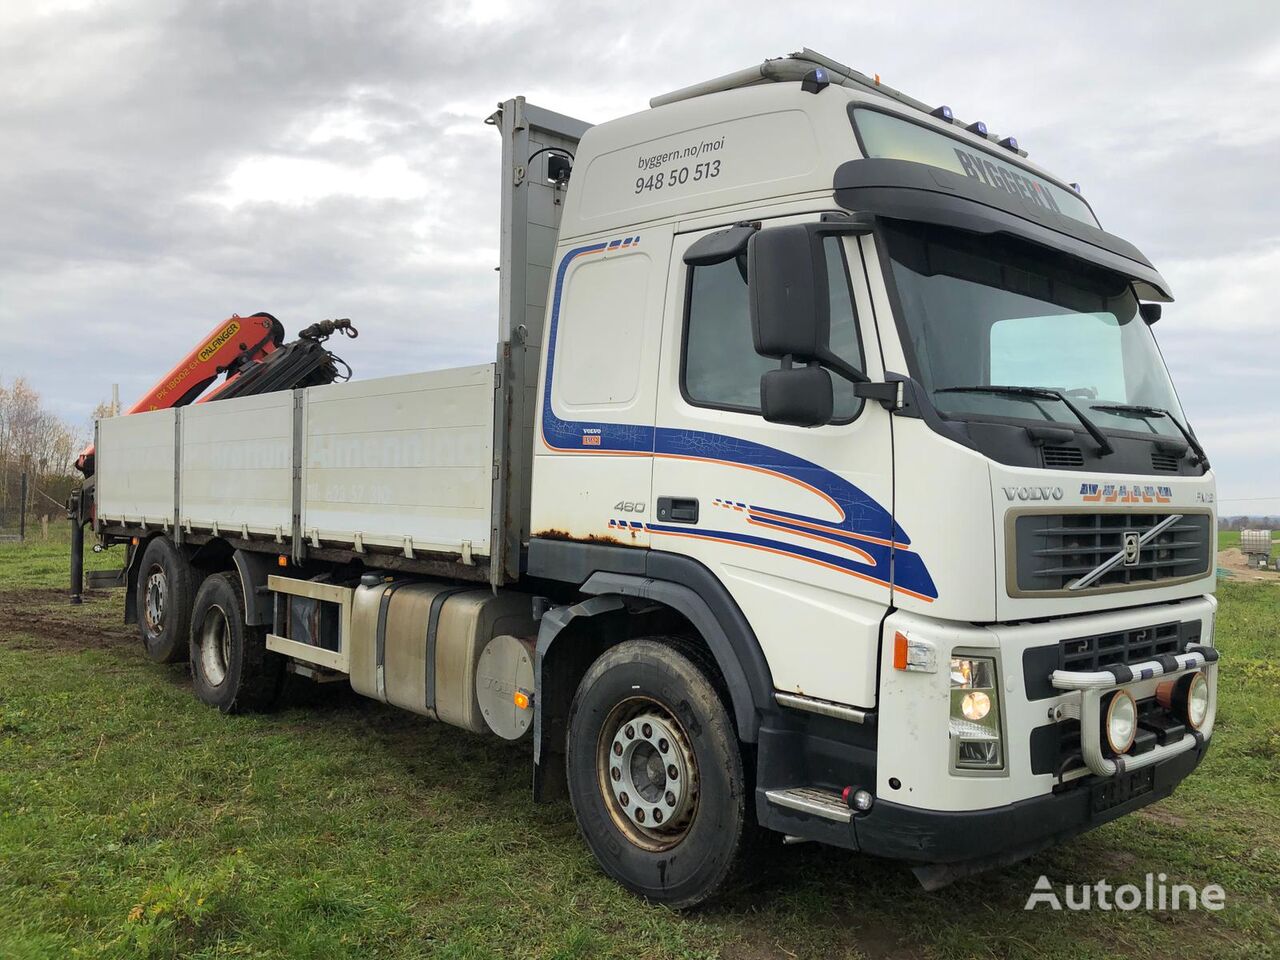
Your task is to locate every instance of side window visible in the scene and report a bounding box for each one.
[682,236,865,419]
[556,254,650,409]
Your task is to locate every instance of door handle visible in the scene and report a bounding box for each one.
[656,497,699,524]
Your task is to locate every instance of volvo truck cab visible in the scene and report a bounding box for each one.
[525,51,1215,895]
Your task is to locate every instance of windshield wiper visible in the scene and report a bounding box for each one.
[936,385,1115,456]
[1090,403,1208,466]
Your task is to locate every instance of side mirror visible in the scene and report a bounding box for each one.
[761,365,834,427]
[747,218,877,426]
[748,221,871,385]
[748,224,827,359]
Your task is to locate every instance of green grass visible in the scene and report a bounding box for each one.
[2,539,1278,958]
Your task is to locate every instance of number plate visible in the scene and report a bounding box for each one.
[1091,766,1155,815]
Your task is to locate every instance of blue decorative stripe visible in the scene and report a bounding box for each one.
[539,240,938,601]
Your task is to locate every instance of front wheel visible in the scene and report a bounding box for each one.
[566,638,747,908]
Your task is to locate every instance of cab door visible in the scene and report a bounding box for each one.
[651,221,916,708]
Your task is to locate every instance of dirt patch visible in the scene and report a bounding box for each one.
[1136,804,1190,829]
[0,588,134,652]
[1216,548,1279,582]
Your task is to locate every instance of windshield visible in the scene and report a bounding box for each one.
[882,220,1188,441]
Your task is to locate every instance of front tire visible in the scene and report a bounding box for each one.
[566,638,746,908]
[135,537,196,664]
[189,573,284,713]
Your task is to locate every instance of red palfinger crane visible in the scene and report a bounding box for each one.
[75,312,356,476]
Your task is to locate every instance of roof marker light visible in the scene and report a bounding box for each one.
[1070,182,1082,193]
[930,104,954,123]
[999,136,1019,152]
[801,67,830,94]
[966,120,988,137]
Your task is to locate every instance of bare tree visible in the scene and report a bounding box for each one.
[0,377,88,521]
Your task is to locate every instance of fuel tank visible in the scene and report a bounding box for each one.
[349,580,537,733]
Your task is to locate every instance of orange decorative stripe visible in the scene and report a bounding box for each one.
[746,517,877,566]
[747,507,908,551]
[647,528,934,603]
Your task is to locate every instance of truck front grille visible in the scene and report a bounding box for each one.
[1058,621,1183,672]
[1011,511,1212,594]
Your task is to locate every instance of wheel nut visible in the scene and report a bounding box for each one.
[665,790,676,806]
[658,738,669,753]
[642,723,653,738]
[620,791,630,806]
[668,764,678,780]
[653,808,664,823]
[635,808,646,823]
[612,742,622,757]
[625,724,635,739]
[611,767,621,782]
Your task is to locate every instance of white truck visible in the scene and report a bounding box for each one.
[73,50,1220,906]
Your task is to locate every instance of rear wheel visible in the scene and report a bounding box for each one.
[566,638,747,908]
[135,537,195,663]
[189,573,284,713]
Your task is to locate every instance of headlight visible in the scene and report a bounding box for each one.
[950,655,1002,770]
[1104,690,1137,754]
[961,690,991,721]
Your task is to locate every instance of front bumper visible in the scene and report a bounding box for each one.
[853,742,1206,866]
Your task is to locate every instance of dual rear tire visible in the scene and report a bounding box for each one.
[134,538,281,712]
[188,572,284,713]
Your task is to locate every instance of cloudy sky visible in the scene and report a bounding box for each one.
[1,0,1276,512]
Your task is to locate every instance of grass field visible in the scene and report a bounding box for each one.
[1,538,1277,959]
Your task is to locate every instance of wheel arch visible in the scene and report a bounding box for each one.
[229,548,276,627]
[530,551,775,802]
[577,571,769,741]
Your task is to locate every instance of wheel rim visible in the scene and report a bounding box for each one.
[596,697,699,851]
[143,565,167,636]
[199,604,232,688]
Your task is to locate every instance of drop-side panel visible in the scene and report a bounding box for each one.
[96,409,176,528]
[179,391,293,539]
[301,366,497,558]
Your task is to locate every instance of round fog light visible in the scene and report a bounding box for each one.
[1105,690,1137,754]
[1186,672,1209,729]
[961,690,991,721]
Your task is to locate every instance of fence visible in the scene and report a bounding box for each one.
[0,472,62,542]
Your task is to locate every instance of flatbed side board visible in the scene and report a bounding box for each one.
[180,391,293,539]
[302,366,497,558]
[96,409,177,528]
[96,366,499,569]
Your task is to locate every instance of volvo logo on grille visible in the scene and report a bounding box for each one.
[1122,531,1142,566]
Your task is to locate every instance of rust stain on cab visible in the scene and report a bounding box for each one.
[533,528,638,547]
